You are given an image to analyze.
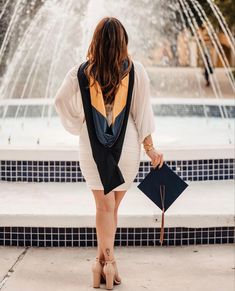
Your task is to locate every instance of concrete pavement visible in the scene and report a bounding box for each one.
[0,244,234,291]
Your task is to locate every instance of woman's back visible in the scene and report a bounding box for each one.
[54,59,156,191]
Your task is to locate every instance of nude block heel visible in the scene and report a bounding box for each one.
[91,257,104,288]
[92,270,101,288]
[103,259,116,290]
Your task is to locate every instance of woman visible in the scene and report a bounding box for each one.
[54,17,164,290]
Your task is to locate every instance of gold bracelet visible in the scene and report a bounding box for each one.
[143,142,153,147]
[143,142,153,150]
[145,146,155,153]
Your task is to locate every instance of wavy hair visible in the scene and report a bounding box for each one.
[84,17,132,105]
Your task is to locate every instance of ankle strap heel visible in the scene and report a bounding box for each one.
[103,259,116,290]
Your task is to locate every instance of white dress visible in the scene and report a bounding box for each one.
[54,60,156,191]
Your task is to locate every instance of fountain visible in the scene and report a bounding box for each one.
[0,0,234,148]
[0,0,233,184]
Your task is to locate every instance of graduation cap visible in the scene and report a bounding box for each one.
[137,161,189,246]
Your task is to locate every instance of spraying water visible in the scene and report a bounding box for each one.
[0,0,234,146]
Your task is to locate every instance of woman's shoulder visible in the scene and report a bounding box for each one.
[66,63,80,81]
[67,60,145,74]
[66,60,147,82]
[132,59,149,82]
[132,59,146,73]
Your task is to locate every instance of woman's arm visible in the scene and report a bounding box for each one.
[143,134,164,168]
[131,61,164,168]
[142,134,153,149]
[54,66,84,136]
[131,61,156,144]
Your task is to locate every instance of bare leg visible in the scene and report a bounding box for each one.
[92,189,116,261]
[93,190,127,260]
[96,232,105,261]
[112,190,127,282]
[114,190,127,231]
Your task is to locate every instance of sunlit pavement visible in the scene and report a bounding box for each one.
[0,244,234,291]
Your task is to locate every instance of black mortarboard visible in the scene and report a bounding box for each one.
[137,161,189,246]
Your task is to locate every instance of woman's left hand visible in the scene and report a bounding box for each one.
[145,148,164,169]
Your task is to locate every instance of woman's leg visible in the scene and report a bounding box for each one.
[114,190,127,231]
[92,189,116,261]
[92,189,127,260]
[112,190,127,281]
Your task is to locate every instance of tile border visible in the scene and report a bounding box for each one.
[0,226,234,247]
[0,159,234,182]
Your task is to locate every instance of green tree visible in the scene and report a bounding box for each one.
[191,0,235,30]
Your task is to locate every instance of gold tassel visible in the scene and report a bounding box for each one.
[159,185,165,246]
[160,209,165,246]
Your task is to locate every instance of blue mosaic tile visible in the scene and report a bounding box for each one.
[0,226,234,247]
[0,159,234,182]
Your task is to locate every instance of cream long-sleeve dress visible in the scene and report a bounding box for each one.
[54,60,156,191]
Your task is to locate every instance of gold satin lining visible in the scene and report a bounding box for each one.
[89,73,129,125]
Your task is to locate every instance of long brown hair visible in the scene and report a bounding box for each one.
[84,17,132,105]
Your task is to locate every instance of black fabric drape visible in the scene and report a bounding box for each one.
[77,60,135,194]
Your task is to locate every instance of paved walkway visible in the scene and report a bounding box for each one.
[0,244,234,291]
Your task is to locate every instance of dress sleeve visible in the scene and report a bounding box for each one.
[54,65,85,136]
[131,61,156,144]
